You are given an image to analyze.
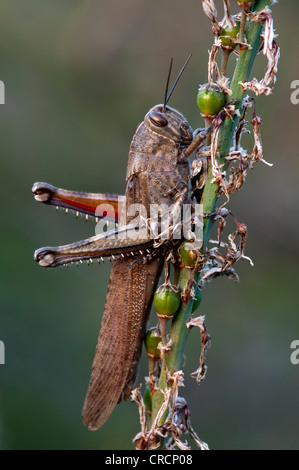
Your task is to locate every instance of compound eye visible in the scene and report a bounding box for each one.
[149,111,168,128]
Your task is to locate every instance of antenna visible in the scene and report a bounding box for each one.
[164,54,192,108]
[163,57,174,111]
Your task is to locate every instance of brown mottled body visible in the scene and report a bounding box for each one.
[33,103,209,430]
[82,106,191,429]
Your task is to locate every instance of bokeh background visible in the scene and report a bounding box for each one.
[0,0,298,450]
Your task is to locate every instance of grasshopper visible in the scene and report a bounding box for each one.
[32,57,210,430]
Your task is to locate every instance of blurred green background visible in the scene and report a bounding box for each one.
[0,0,298,450]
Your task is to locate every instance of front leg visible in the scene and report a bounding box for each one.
[32,182,125,222]
[153,183,188,244]
[169,183,188,237]
[179,125,213,162]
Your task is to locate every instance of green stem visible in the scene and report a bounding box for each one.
[239,8,247,43]
[202,0,269,242]
[151,0,272,426]
[221,48,231,76]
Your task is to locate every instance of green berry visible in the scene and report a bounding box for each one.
[220,22,240,49]
[197,86,226,116]
[145,327,162,357]
[180,243,197,268]
[154,286,181,317]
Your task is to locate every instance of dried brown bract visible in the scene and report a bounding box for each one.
[132,370,208,450]
[202,0,220,33]
[187,316,211,384]
[240,7,280,95]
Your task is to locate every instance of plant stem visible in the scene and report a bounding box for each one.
[221,48,230,76]
[202,0,270,243]
[151,0,272,425]
[239,8,247,43]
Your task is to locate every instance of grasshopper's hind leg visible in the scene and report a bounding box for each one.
[34,225,155,268]
[32,182,125,222]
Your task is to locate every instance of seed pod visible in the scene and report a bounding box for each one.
[154,285,181,318]
[220,22,240,49]
[180,243,198,268]
[144,327,162,358]
[197,85,226,116]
